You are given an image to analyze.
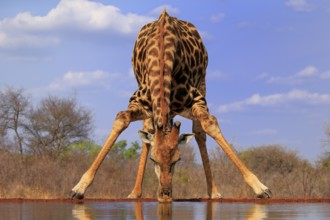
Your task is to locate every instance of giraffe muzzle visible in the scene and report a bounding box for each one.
[158,187,172,202]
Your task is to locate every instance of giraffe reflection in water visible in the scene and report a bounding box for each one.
[157,203,172,220]
[71,201,268,220]
[72,204,94,220]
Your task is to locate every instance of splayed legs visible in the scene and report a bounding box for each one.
[192,104,271,198]
[193,120,222,198]
[70,107,148,199]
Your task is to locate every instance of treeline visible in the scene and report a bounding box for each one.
[0,86,329,199]
[0,87,93,157]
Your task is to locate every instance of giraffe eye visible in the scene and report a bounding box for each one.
[150,157,158,164]
[171,157,181,165]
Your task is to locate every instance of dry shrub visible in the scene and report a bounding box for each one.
[173,144,207,198]
[0,143,329,199]
[0,151,81,198]
[210,147,252,198]
[209,145,329,198]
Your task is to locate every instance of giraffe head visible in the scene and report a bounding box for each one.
[138,121,194,202]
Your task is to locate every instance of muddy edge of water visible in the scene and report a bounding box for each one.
[0,198,329,204]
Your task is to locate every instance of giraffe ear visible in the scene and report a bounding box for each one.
[138,130,154,144]
[178,133,194,145]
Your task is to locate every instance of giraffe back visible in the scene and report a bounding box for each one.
[132,10,208,131]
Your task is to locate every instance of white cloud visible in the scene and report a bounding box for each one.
[285,0,313,12]
[0,31,60,49]
[149,5,180,16]
[207,70,226,79]
[199,31,214,40]
[295,65,318,77]
[238,21,253,29]
[48,70,112,90]
[265,65,324,85]
[320,71,330,79]
[218,89,330,113]
[256,72,270,80]
[210,13,225,23]
[0,54,52,62]
[28,69,136,99]
[0,0,153,49]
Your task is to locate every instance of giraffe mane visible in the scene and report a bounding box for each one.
[158,10,166,129]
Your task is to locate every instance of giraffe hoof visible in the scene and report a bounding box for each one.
[69,190,84,200]
[211,192,222,199]
[256,188,272,198]
[127,193,141,199]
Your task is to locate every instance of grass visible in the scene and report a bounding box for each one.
[0,144,329,199]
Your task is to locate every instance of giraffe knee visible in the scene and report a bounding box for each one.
[114,111,131,130]
[208,115,218,126]
[201,115,221,136]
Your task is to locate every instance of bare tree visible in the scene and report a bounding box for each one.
[25,95,93,157]
[0,126,10,152]
[0,87,29,155]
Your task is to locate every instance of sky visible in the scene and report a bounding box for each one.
[1,0,330,163]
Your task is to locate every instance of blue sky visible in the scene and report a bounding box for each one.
[1,0,330,162]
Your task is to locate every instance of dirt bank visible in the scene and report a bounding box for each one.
[0,198,329,203]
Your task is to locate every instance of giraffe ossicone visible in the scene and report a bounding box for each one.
[70,10,271,202]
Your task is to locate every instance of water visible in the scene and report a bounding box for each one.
[0,201,329,220]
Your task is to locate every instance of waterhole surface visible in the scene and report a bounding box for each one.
[1,200,329,219]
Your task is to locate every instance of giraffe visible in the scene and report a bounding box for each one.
[70,10,272,202]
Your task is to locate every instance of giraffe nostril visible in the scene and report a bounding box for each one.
[157,121,163,129]
[161,188,171,198]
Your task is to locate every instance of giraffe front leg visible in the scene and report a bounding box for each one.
[128,119,153,198]
[127,141,150,198]
[70,110,140,199]
[192,105,272,198]
[193,120,222,199]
